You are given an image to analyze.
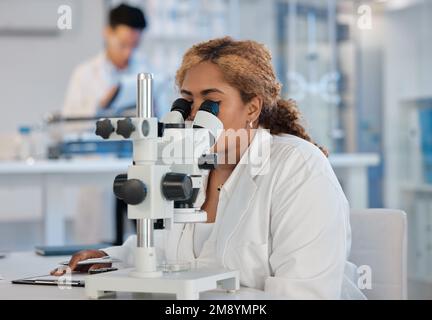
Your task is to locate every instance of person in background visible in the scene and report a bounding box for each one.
[60,4,149,245]
[62,3,148,119]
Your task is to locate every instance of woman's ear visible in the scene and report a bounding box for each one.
[247,96,263,123]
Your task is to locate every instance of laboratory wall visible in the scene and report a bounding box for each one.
[0,0,104,135]
[0,0,106,248]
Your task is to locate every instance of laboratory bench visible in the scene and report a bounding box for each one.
[0,251,276,300]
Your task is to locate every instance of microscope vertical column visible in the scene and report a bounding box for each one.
[136,73,154,250]
[130,73,161,278]
[137,73,152,118]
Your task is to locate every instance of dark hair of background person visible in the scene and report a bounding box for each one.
[109,3,147,30]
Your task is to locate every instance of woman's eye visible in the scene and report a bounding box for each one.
[204,99,221,105]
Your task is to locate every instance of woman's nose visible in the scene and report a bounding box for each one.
[187,103,200,121]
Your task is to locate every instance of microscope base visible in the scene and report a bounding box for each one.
[85,267,240,300]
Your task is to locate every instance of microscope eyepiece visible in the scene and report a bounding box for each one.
[198,100,220,116]
[171,98,192,120]
[190,100,223,142]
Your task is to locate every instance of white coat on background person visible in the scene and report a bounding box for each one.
[103,128,367,300]
[62,52,147,119]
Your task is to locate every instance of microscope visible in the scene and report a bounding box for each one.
[85,73,239,299]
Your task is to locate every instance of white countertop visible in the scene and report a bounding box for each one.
[0,251,278,300]
[0,158,131,174]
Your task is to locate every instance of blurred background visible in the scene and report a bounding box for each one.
[0,0,431,298]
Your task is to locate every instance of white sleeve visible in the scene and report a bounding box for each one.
[61,66,98,118]
[62,68,84,118]
[264,173,349,299]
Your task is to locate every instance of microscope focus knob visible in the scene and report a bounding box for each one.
[122,179,147,205]
[95,119,115,139]
[161,173,193,201]
[116,118,135,138]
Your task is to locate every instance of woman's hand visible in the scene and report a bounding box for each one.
[50,250,111,276]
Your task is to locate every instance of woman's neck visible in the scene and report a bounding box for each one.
[219,127,257,168]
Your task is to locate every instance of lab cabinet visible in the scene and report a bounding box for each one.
[398,98,432,282]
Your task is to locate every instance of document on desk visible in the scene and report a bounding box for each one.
[12,273,87,287]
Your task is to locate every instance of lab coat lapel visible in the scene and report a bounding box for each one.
[215,167,257,264]
[215,128,272,264]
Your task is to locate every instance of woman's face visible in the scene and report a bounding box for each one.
[180,61,256,163]
[180,61,249,131]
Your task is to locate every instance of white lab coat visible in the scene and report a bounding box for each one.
[104,128,366,299]
[62,51,148,118]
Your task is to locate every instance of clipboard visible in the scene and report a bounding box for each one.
[11,274,86,287]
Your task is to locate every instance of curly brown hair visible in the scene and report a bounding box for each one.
[175,36,328,156]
